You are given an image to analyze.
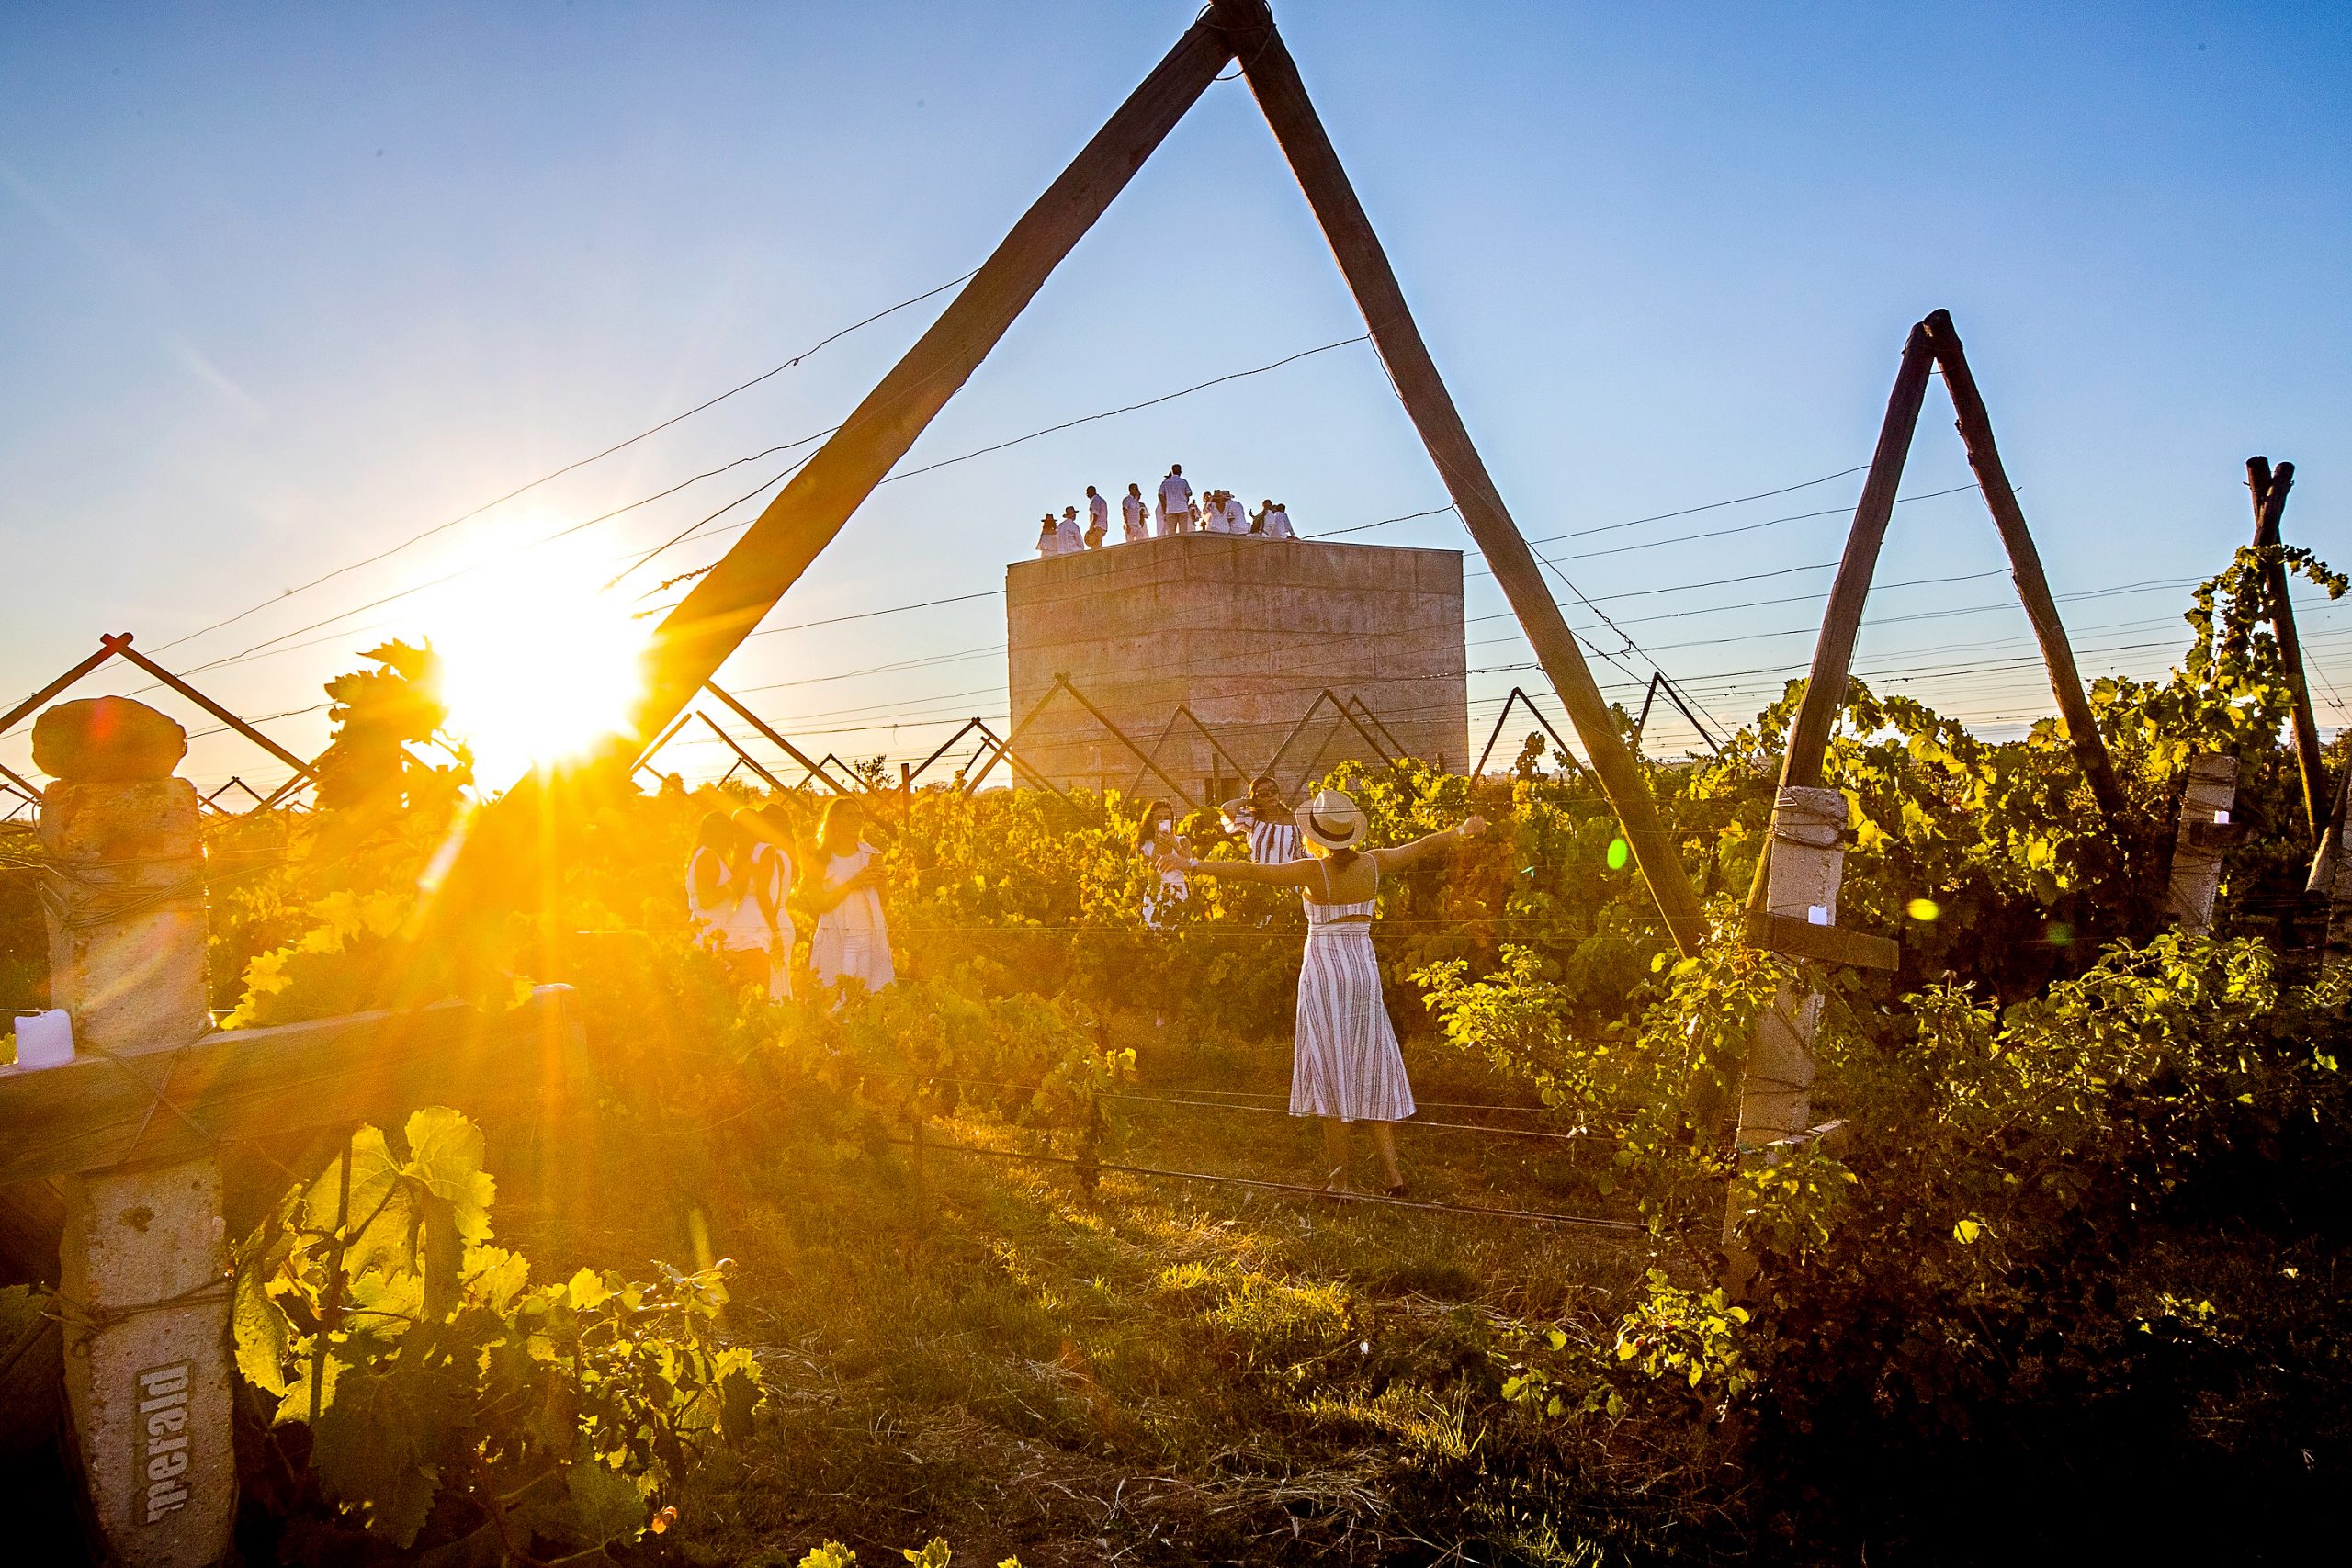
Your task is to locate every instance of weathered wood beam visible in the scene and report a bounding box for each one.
[694,711,790,793]
[1922,310,2127,827]
[0,637,124,738]
[703,681,855,795]
[1740,322,1935,924]
[0,987,582,1188]
[632,17,1234,741]
[113,640,317,782]
[1780,322,1937,793]
[1213,0,1707,953]
[2247,457,2326,841]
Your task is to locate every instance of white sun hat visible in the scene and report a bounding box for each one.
[1295,788,1368,852]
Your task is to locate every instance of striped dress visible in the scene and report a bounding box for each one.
[1291,864,1416,1123]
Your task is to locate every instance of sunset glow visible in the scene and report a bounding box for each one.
[429,551,645,789]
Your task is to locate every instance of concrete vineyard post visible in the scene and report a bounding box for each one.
[34,699,235,1568]
[2165,753,2239,937]
[1723,786,1849,1294]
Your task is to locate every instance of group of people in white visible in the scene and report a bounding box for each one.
[1035,465,1296,557]
[685,795,895,1002]
[1138,774,1485,1196]
[687,764,1491,1196]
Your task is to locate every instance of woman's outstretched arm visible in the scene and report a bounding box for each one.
[1167,851,1323,887]
[1368,816,1487,874]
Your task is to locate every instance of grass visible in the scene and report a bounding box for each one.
[494,1021,1736,1566]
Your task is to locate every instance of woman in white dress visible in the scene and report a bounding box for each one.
[801,797,895,998]
[741,803,799,1000]
[686,811,783,993]
[1166,788,1484,1196]
[1135,798,1190,930]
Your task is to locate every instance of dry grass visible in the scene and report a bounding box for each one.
[496,1023,1732,1566]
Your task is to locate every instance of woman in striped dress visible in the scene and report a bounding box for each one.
[1167,788,1485,1196]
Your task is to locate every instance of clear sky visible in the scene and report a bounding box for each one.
[4,1,2346,793]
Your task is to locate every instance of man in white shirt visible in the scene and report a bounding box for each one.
[1221,492,1249,535]
[1084,485,1110,547]
[1121,483,1149,543]
[1056,505,1084,554]
[1265,502,1295,540]
[1157,465,1194,536]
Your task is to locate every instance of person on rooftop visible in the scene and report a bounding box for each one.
[1084,484,1110,548]
[1035,514,1064,557]
[1157,465,1194,536]
[1201,488,1229,533]
[1056,505,1084,554]
[1265,501,1296,540]
[1220,491,1250,535]
[1121,482,1149,543]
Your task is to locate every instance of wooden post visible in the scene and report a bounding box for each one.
[693,712,790,793]
[2312,762,2352,980]
[2164,753,2239,936]
[1215,0,1706,955]
[632,18,1234,739]
[703,681,855,794]
[34,701,236,1568]
[1743,323,1935,915]
[2247,457,2326,842]
[1921,310,2127,828]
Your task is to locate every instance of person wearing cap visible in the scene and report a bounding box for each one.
[1035,514,1065,558]
[1056,505,1085,554]
[1162,788,1485,1196]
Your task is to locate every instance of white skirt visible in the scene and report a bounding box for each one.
[1291,926,1416,1122]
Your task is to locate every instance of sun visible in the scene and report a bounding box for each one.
[427,547,648,790]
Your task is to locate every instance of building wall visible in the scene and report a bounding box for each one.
[1004,534,1466,799]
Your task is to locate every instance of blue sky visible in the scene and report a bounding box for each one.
[4,1,2346,790]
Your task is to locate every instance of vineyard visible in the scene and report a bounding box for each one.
[5,542,2345,1564]
[6,4,2349,1564]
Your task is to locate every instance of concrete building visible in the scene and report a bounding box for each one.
[1004,533,1466,800]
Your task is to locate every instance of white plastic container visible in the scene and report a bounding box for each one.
[11,1009,74,1070]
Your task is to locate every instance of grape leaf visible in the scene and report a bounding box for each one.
[403,1105,497,1245]
[309,1367,446,1547]
[231,1264,289,1397]
[567,1457,648,1547]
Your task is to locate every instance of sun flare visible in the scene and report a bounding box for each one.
[427,550,647,790]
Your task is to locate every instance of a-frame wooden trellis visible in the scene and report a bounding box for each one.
[624,0,1712,954]
[2245,457,2329,842]
[1742,309,2130,946]
[0,633,322,812]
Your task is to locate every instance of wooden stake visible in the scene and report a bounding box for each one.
[703,680,856,794]
[1922,310,2127,827]
[1745,322,1935,912]
[2246,457,2326,842]
[1215,0,1706,953]
[632,18,1233,739]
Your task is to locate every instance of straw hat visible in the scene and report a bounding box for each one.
[1295,788,1368,853]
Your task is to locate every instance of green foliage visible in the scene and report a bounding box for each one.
[233,1107,763,1560]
